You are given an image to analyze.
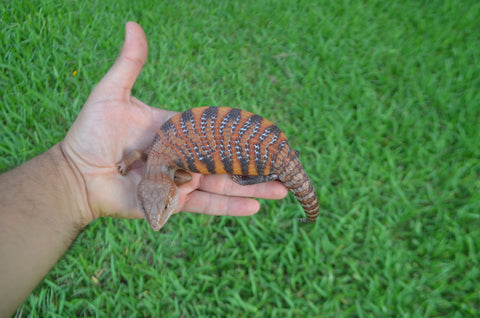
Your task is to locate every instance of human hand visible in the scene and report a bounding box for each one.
[61,22,288,226]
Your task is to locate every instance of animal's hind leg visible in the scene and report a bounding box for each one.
[232,174,279,186]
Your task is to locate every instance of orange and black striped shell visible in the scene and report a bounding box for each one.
[146,106,319,223]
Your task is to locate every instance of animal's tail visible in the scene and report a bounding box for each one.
[280,153,319,223]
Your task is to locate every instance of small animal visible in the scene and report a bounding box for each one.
[118,106,319,230]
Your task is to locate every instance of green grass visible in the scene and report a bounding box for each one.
[1,0,480,316]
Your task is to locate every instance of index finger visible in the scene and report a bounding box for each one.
[194,174,289,199]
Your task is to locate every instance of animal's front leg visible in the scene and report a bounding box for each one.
[117,150,147,175]
[173,170,192,185]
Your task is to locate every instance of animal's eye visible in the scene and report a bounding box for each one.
[165,204,169,210]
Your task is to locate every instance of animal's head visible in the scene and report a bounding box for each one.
[137,178,178,231]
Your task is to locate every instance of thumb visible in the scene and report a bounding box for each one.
[95,22,149,97]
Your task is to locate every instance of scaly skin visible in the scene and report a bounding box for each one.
[120,106,319,231]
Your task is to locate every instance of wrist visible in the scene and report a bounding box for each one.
[51,143,93,228]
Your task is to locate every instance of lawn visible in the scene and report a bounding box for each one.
[1,0,479,317]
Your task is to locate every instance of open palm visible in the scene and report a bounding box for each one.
[60,22,287,224]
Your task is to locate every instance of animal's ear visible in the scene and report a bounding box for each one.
[174,170,192,185]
